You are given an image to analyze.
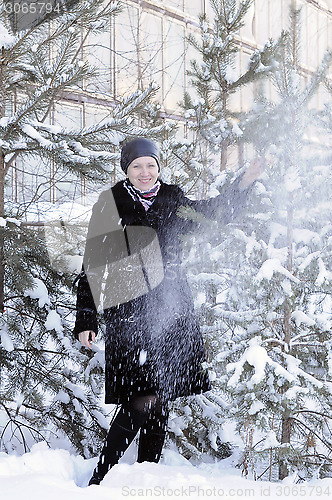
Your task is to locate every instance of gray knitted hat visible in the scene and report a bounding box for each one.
[120,138,160,173]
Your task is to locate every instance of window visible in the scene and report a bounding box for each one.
[307,6,318,69]
[10,156,54,205]
[163,19,186,111]
[317,11,329,64]
[299,4,308,67]
[185,24,202,98]
[185,0,204,18]
[255,0,269,46]
[84,104,110,128]
[236,50,253,113]
[329,19,332,72]
[54,104,83,202]
[140,11,163,101]
[85,22,111,93]
[114,6,140,95]
[165,0,184,11]
[240,0,255,44]
[270,0,282,40]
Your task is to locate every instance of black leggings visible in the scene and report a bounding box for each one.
[92,393,169,480]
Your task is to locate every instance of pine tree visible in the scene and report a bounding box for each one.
[0,1,166,455]
[183,0,276,172]
[235,8,332,479]
[169,4,332,479]
[167,0,276,463]
[181,8,332,479]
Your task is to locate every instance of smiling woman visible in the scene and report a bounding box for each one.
[73,137,263,486]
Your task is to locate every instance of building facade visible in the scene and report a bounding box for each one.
[8,0,332,204]
[84,0,332,118]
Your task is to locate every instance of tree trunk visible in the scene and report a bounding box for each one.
[279,188,294,480]
[279,409,292,480]
[0,53,6,313]
[220,148,227,171]
[220,92,228,171]
[206,282,217,326]
[0,152,4,313]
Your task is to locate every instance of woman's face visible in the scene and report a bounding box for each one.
[127,156,159,191]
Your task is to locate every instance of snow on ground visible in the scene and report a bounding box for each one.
[0,443,331,500]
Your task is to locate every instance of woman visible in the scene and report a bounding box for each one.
[74,138,263,485]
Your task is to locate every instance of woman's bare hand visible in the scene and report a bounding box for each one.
[239,157,266,189]
[78,330,96,349]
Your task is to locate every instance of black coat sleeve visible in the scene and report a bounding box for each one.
[177,174,251,225]
[73,266,98,339]
[73,194,108,339]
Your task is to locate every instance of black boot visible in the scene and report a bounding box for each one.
[89,403,148,485]
[137,407,169,463]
